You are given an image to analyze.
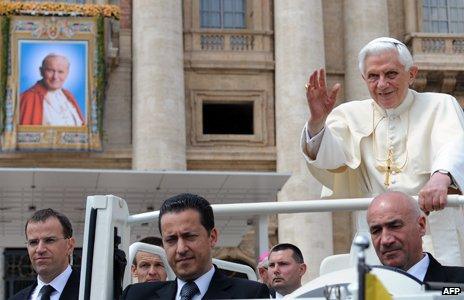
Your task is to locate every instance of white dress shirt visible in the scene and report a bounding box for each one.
[30,265,72,300]
[274,291,284,299]
[175,265,215,300]
[407,253,430,282]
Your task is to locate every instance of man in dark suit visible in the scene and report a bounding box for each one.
[367,191,464,283]
[122,193,270,299]
[9,208,79,300]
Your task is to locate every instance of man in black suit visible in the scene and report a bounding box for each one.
[10,208,79,300]
[367,191,464,283]
[122,193,270,299]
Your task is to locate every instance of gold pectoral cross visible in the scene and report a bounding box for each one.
[376,149,402,188]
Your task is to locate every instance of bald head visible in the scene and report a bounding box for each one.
[367,191,426,271]
[368,192,422,220]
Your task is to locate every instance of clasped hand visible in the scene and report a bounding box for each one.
[418,172,452,213]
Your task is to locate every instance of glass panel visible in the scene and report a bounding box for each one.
[438,7,447,18]
[201,0,222,28]
[201,0,245,29]
[431,7,438,19]
[224,0,234,11]
[223,0,245,28]
[439,21,449,32]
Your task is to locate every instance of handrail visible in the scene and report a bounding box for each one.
[127,195,464,225]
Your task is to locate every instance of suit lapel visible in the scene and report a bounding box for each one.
[203,269,232,299]
[424,253,446,282]
[24,282,37,300]
[59,268,80,300]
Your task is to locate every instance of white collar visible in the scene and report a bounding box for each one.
[37,265,72,295]
[176,265,215,300]
[407,253,430,282]
[275,291,284,299]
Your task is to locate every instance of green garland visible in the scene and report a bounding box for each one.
[96,15,106,136]
[0,16,9,134]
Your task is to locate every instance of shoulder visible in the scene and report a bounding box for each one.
[222,276,270,297]
[329,99,373,125]
[412,90,458,107]
[228,276,266,288]
[122,281,171,299]
[22,82,46,97]
[426,254,464,284]
[333,99,373,114]
[9,283,35,300]
[441,265,464,283]
[68,267,81,287]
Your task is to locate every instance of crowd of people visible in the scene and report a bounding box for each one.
[9,36,464,299]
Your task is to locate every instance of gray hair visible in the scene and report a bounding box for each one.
[358,37,413,75]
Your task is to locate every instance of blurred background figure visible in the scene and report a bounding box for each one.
[131,236,167,283]
[257,251,271,287]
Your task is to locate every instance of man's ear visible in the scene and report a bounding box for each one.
[418,215,427,237]
[299,263,307,277]
[131,264,137,275]
[209,228,218,248]
[67,237,76,254]
[408,66,418,85]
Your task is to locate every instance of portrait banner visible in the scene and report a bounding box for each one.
[1,16,102,151]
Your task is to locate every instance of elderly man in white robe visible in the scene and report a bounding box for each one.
[20,53,84,126]
[301,37,464,266]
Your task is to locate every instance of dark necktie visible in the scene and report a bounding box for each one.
[39,285,56,300]
[180,281,199,300]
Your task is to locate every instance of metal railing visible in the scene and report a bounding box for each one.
[128,195,464,224]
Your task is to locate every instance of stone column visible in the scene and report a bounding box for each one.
[132,0,186,170]
[274,0,333,281]
[404,0,418,33]
[343,0,389,101]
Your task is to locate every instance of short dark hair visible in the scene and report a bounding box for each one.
[139,236,163,246]
[133,236,164,265]
[25,208,73,238]
[269,243,304,264]
[158,193,214,235]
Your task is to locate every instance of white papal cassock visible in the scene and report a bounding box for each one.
[301,89,464,266]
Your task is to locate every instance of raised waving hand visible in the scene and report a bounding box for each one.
[306,69,340,136]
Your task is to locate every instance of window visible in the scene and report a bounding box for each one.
[200,0,246,29]
[423,0,464,33]
[203,102,254,134]
[190,90,267,145]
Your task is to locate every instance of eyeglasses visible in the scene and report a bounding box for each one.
[25,236,69,248]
